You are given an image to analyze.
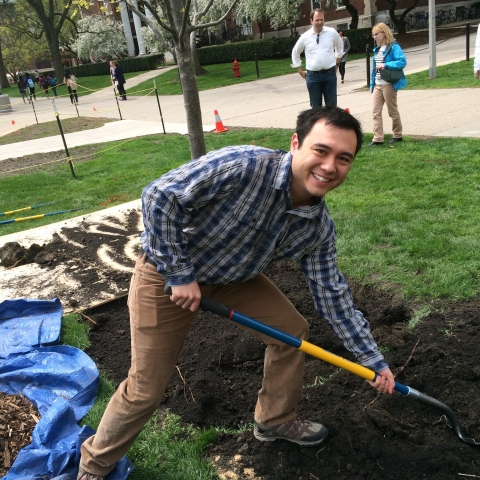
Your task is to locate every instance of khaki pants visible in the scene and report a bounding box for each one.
[372,84,402,142]
[80,255,308,475]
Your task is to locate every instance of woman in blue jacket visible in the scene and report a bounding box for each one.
[369,23,407,146]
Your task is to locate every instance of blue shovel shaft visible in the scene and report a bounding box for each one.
[200,296,410,395]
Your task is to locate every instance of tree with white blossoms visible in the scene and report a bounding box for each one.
[238,0,302,36]
[72,14,127,62]
[83,0,240,159]
[236,0,267,38]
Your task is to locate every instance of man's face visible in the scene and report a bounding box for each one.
[290,120,356,206]
[311,12,325,33]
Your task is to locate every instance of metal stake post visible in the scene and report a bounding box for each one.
[113,87,123,120]
[30,98,39,125]
[466,23,470,61]
[153,80,166,134]
[254,54,260,78]
[52,99,76,179]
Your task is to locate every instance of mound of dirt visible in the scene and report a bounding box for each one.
[84,260,480,480]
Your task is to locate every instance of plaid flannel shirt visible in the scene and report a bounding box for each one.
[141,145,387,371]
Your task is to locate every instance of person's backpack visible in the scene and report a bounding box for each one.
[49,77,56,86]
[27,78,34,88]
[42,77,51,87]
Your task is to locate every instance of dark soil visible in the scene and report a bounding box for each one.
[83,260,480,480]
[394,25,476,50]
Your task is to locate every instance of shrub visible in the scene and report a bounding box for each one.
[198,37,298,65]
[66,54,165,77]
[343,28,374,53]
[197,29,373,65]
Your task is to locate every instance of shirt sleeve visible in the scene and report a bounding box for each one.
[141,150,244,286]
[291,36,305,68]
[334,31,344,59]
[299,221,388,372]
[344,37,351,54]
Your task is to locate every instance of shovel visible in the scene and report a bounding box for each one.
[165,286,479,446]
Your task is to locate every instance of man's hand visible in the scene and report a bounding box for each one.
[168,282,201,312]
[297,67,306,80]
[368,367,395,394]
[475,70,479,79]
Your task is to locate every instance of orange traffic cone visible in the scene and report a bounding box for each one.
[213,110,228,133]
[11,120,15,125]
[344,108,350,114]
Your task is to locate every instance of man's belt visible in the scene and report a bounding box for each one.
[307,67,336,74]
[139,246,157,267]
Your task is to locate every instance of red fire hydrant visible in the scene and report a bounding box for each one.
[232,59,240,78]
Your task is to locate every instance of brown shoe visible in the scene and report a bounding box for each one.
[254,416,328,446]
[77,467,106,480]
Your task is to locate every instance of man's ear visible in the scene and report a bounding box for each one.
[290,133,300,153]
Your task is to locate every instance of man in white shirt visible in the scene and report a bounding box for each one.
[292,9,344,108]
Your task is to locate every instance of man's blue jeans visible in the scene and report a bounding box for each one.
[306,70,337,108]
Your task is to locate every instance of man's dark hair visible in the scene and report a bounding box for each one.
[296,106,363,155]
[310,8,325,20]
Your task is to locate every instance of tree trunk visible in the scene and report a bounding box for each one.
[44,27,65,80]
[190,31,208,77]
[345,4,359,29]
[24,0,70,81]
[176,41,206,159]
[0,42,11,90]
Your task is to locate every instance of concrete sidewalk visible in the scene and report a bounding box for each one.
[0,28,479,161]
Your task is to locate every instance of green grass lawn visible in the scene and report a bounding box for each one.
[132,59,296,95]
[405,58,479,89]
[2,130,479,301]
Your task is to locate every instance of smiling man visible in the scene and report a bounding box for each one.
[77,106,395,480]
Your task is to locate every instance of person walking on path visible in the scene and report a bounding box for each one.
[291,9,343,108]
[17,76,28,103]
[48,74,58,97]
[369,23,407,146]
[24,73,36,101]
[474,26,480,79]
[338,30,351,84]
[112,61,127,100]
[38,74,50,98]
[77,106,395,480]
[64,69,79,104]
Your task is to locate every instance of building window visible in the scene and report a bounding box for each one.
[337,23,348,31]
[336,0,346,10]
[239,15,252,35]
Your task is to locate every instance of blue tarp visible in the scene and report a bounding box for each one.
[0,299,133,479]
[0,299,63,359]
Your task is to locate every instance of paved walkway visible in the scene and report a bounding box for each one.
[0,28,479,161]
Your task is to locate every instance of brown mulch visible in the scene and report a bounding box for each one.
[395,24,477,50]
[0,393,41,476]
